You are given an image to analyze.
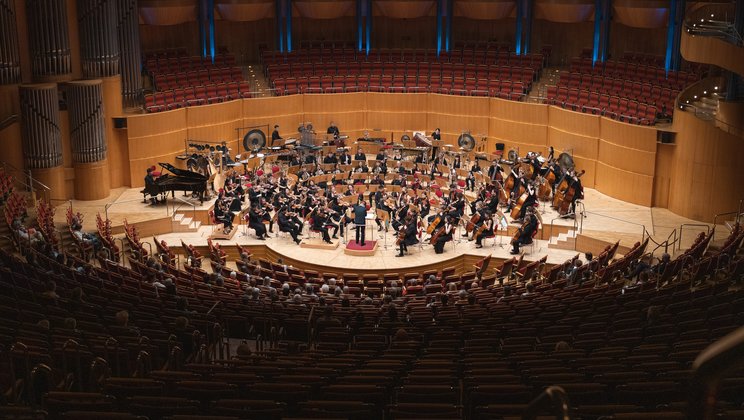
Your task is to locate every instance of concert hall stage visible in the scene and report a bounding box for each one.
[56,186,716,275]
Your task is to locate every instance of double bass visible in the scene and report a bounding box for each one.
[553,170,585,215]
[430,225,447,245]
[510,187,531,220]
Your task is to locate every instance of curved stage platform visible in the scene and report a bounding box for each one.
[59,186,720,276]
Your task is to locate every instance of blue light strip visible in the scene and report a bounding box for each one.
[445,0,452,52]
[357,0,363,52]
[436,0,443,56]
[523,0,533,55]
[276,0,284,52]
[592,0,601,66]
[515,0,523,55]
[208,0,215,63]
[286,0,292,52]
[366,0,371,55]
[601,0,611,62]
[664,0,677,74]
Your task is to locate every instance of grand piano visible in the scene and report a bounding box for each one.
[141,162,209,204]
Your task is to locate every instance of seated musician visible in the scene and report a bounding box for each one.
[433,216,456,254]
[278,207,302,244]
[452,154,461,169]
[448,192,466,223]
[271,124,282,146]
[327,122,340,139]
[375,188,392,231]
[511,209,539,255]
[376,149,387,161]
[355,161,369,173]
[144,167,158,205]
[514,182,538,222]
[323,152,338,164]
[339,149,352,165]
[354,148,366,161]
[214,198,235,234]
[247,204,267,240]
[305,153,317,165]
[397,214,419,257]
[474,211,495,249]
[465,171,476,192]
[312,207,333,244]
[487,160,503,183]
[505,166,526,212]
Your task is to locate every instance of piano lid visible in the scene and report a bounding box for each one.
[159,162,208,180]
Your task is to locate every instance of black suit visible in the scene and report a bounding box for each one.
[352,204,367,245]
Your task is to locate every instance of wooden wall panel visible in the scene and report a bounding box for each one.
[127,108,188,187]
[302,92,367,140]
[597,140,655,177]
[366,92,429,134]
[186,100,243,158]
[488,98,549,155]
[102,76,126,188]
[0,122,25,180]
[547,126,598,159]
[426,94,490,145]
[595,163,653,206]
[570,155,596,189]
[652,143,674,208]
[600,116,657,152]
[549,106,600,138]
[668,111,744,222]
[242,95,304,145]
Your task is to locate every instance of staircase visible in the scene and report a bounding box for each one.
[527,67,562,103]
[172,213,201,233]
[691,92,722,120]
[548,229,577,250]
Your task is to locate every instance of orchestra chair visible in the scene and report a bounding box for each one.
[207,210,220,233]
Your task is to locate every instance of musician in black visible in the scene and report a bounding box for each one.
[339,149,352,165]
[375,149,387,161]
[311,208,333,243]
[505,166,525,212]
[145,167,158,205]
[327,122,340,139]
[271,125,282,146]
[214,198,235,233]
[433,216,455,254]
[474,211,495,249]
[278,207,302,244]
[448,192,466,223]
[247,205,268,240]
[323,152,337,164]
[396,214,419,257]
[354,148,366,161]
[514,182,538,222]
[567,172,584,216]
[431,128,441,160]
[511,210,539,254]
[487,160,503,183]
[352,199,368,246]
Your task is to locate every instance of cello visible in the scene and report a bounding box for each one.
[465,212,481,233]
[510,187,532,220]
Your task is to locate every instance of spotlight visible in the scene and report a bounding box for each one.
[703,90,707,94]
[693,95,698,99]
[714,86,718,90]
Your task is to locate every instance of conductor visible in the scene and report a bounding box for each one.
[352,198,368,246]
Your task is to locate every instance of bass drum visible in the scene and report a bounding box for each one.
[457,133,476,151]
[243,129,267,153]
[401,134,411,142]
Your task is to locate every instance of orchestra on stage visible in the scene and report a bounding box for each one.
[142,122,585,256]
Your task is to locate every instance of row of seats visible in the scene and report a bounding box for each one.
[271,76,528,99]
[144,82,253,113]
[556,72,679,111]
[152,67,244,92]
[144,53,236,77]
[569,57,700,91]
[546,87,660,125]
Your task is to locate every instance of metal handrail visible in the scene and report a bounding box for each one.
[170,196,197,226]
[0,160,52,203]
[582,210,650,241]
[678,223,712,251]
[712,201,744,228]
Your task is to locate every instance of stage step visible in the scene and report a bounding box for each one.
[172,215,201,233]
[300,237,341,250]
[548,229,577,250]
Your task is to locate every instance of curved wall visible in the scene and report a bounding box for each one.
[123,93,742,221]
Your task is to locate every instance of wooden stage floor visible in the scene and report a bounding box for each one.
[56,186,721,271]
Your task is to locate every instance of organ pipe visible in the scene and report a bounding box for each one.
[25,0,72,77]
[67,80,107,164]
[19,84,63,169]
[0,0,21,84]
[117,0,143,107]
[78,0,120,78]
